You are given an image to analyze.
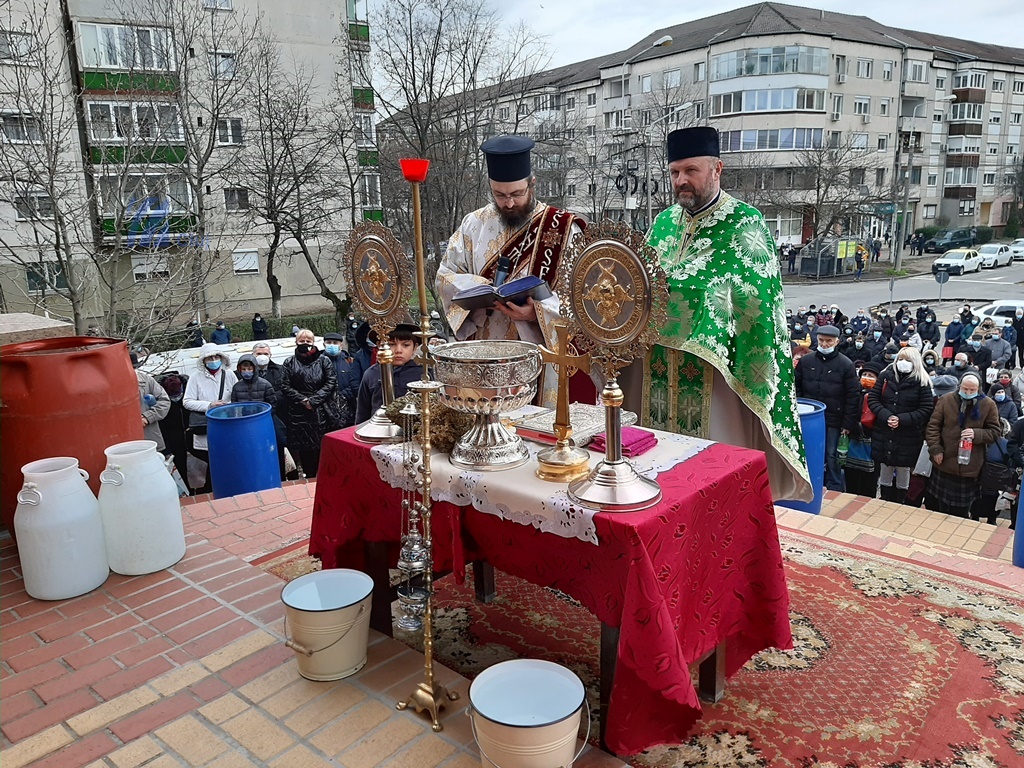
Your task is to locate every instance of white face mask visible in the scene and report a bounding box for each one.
[254,354,270,366]
[896,360,913,374]
[819,345,837,356]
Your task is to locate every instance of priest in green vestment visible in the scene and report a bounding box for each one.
[633,126,812,502]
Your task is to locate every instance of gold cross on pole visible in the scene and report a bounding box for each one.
[535,323,592,482]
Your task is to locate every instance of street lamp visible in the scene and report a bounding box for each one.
[619,35,672,129]
[894,94,956,272]
[643,101,694,228]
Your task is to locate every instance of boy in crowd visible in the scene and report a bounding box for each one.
[354,323,424,424]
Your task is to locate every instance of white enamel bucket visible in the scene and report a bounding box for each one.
[281,569,374,681]
[469,659,589,768]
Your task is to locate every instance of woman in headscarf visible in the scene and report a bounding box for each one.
[868,348,934,504]
[924,372,1001,517]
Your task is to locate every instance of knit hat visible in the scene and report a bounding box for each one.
[931,374,958,398]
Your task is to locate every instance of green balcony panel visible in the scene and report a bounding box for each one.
[89,145,188,165]
[101,213,198,238]
[363,209,384,222]
[348,23,370,42]
[357,150,379,166]
[353,87,374,110]
[81,70,179,93]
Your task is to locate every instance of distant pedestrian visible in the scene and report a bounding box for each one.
[251,313,269,341]
[854,248,865,281]
[211,322,232,345]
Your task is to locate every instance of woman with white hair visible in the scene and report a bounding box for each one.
[924,371,1001,517]
[183,343,237,493]
[867,347,934,503]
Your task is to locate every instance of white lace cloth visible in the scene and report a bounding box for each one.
[369,429,713,545]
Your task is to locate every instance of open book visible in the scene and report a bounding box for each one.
[451,275,553,312]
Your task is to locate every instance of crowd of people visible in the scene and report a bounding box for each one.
[134,321,399,494]
[791,301,1021,527]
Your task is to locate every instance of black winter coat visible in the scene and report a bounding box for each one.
[846,344,873,363]
[281,351,342,450]
[917,320,941,346]
[867,368,934,466]
[795,350,861,430]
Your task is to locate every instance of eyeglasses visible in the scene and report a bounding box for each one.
[491,188,530,202]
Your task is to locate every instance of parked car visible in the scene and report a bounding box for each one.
[979,243,1013,268]
[975,301,1024,325]
[1010,238,1024,261]
[924,228,974,254]
[931,248,982,275]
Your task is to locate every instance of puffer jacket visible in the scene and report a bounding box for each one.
[795,349,861,431]
[867,368,934,467]
[230,354,279,408]
[281,349,341,451]
[925,392,1001,478]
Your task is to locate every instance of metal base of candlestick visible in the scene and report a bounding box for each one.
[536,442,591,482]
[396,680,459,732]
[567,459,662,512]
[354,407,404,444]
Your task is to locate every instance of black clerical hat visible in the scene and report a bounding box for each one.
[480,135,535,182]
[666,126,720,163]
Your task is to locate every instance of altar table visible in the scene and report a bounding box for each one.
[309,428,792,756]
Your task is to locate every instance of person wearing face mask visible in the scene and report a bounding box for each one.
[960,333,992,383]
[868,348,935,504]
[959,304,974,326]
[230,355,279,410]
[925,372,1001,517]
[941,352,977,379]
[917,313,941,350]
[850,308,871,335]
[943,314,964,361]
[846,333,872,364]
[210,321,232,345]
[322,333,357,428]
[1000,320,1018,369]
[984,328,1013,373]
[865,328,886,360]
[183,344,237,493]
[158,373,191,490]
[876,308,896,341]
[795,325,861,492]
[281,329,341,478]
[876,343,899,368]
[960,315,981,345]
[838,325,857,356]
[915,303,931,326]
[251,342,287,393]
[1012,309,1024,370]
[987,383,1021,422]
[905,324,923,351]
[921,350,939,374]
[844,362,882,497]
[790,317,811,348]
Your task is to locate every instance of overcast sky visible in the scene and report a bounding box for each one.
[498,0,1024,69]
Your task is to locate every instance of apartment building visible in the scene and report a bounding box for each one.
[485,3,1023,242]
[0,0,379,330]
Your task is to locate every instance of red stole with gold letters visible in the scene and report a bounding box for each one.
[481,206,583,287]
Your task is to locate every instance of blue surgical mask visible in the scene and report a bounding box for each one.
[873,332,882,340]
[995,393,1007,402]
[971,341,981,349]
[954,360,965,368]
[325,344,341,356]
[959,391,978,400]
[205,360,222,372]
[819,345,836,356]
[855,342,864,349]
[241,370,254,381]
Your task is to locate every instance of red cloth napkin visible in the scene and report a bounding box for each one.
[589,426,658,457]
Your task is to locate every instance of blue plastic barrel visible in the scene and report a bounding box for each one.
[207,402,280,499]
[777,398,826,515]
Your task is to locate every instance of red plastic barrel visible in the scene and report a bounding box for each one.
[1,337,143,541]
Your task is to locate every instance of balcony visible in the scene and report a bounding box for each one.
[353,87,374,111]
[101,212,199,247]
[362,209,383,222]
[357,150,379,167]
[81,71,178,94]
[945,154,980,168]
[943,186,977,200]
[89,145,188,165]
[348,22,370,51]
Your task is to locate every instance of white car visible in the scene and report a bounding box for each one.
[979,243,1013,268]
[1010,238,1024,260]
[931,248,982,276]
[975,301,1024,325]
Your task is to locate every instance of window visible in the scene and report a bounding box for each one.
[990,111,1002,125]
[517,102,528,116]
[587,183,596,195]
[988,143,999,155]
[586,93,596,107]
[586,124,595,137]
[202,0,233,8]
[1,113,41,142]
[358,174,380,207]
[923,204,936,219]
[853,97,870,115]
[983,172,996,185]
[209,51,235,79]
[907,60,926,83]
[993,79,1005,93]
[498,107,509,120]
[1010,144,1019,156]
[26,262,67,292]
[831,94,843,117]
[14,193,54,220]
[98,173,188,217]
[856,59,873,78]
[564,96,576,111]
[216,117,243,145]
[566,184,576,196]
[1015,80,1024,94]
[693,61,705,82]
[354,113,373,145]
[1,30,32,62]
[945,166,978,185]
[587,154,596,166]
[87,101,181,142]
[224,187,249,211]
[131,254,169,281]
[933,112,943,123]
[927,173,937,187]
[950,102,984,121]
[534,94,553,112]
[850,168,865,186]
[851,133,868,151]
[959,199,975,216]
[935,76,945,89]
[711,45,828,81]
[877,134,888,151]
[882,61,894,81]
[1012,113,1022,125]
[875,168,886,187]
[663,68,680,89]
[78,23,174,71]
[636,74,650,94]
[718,127,822,152]
[879,99,890,116]
[231,249,259,275]
[910,167,922,185]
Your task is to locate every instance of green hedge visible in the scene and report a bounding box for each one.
[219,313,342,344]
[974,226,993,245]
[915,226,942,240]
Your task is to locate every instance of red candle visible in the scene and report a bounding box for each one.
[399,158,430,183]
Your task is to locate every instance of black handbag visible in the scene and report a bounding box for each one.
[188,371,226,435]
[980,443,1018,493]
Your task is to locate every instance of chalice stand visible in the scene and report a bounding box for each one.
[558,221,668,512]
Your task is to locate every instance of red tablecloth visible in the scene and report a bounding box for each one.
[310,428,792,755]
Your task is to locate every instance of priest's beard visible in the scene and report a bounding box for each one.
[494,193,535,229]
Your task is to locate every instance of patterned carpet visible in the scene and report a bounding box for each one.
[257,530,1024,767]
